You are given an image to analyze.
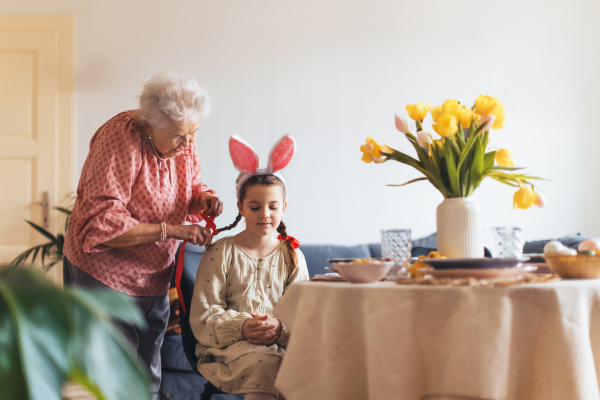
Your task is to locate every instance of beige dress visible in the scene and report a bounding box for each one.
[189,236,309,397]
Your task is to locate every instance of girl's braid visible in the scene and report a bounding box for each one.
[277,220,298,273]
[215,213,242,235]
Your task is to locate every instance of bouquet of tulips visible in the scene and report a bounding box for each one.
[360,95,545,210]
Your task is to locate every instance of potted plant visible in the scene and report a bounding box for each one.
[10,195,74,271]
[360,95,545,258]
[0,266,151,400]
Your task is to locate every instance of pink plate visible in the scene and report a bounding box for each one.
[334,261,395,283]
[420,265,537,280]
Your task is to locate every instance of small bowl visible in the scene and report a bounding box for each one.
[543,254,600,278]
[334,261,395,283]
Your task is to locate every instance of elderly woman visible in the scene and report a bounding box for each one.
[63,71,222,399]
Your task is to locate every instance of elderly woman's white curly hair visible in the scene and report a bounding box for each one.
[139,71,211,129]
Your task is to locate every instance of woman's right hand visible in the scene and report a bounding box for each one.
[168,224,212,246]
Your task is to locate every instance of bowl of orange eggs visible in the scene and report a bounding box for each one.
[543,239,600,278]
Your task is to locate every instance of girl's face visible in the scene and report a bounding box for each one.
[238,184,287,238]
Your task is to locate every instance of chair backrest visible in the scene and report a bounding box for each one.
[174,242,204,374]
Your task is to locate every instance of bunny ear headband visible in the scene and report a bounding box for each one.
[229,134,297,201]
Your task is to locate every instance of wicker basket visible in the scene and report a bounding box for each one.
[543,254,600,278]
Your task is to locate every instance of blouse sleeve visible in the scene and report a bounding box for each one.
[190,242,251,348]
[277,249,309,347]
[78,124,142,253]
[187,144,216,224]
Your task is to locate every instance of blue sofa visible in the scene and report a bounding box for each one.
[160,232,594,399]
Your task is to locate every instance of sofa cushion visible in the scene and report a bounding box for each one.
[413,233,437,248]
[523,233,594,254]
[161,334,193,372]
[299,244,372,277]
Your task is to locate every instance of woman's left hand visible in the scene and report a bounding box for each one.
[190,191,223,217]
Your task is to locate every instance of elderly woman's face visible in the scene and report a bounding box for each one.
[147,120,198,158]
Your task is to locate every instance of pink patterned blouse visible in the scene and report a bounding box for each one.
[64,111,213,296]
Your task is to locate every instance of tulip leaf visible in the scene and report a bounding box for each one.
[456,133,479,173]
[456,124,466,149]
[439,157,452,192]
[491,166,525,171]
[467,137,484,196]
[386,177,428,187]
[446,137,461,161]
[385,149,427,175]
[404,133,430,165]
[483,151,496,175]
[445,145,460,197]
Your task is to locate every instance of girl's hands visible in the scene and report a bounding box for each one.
[242,313,282,345]
[167,224,212,246]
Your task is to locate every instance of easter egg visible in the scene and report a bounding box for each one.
[578,239,600,252]
[559,248,577,256]
[543,240,565,254]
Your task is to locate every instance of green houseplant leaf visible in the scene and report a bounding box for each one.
[0,268,151,400]
[11,202,73,272]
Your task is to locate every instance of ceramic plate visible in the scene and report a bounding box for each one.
[324,266,339,273]
[421,257,530,270]
[420,265,537,280]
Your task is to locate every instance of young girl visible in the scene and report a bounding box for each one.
[189,135,309,400]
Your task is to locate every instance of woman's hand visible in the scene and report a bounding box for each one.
[189,191,223,217]
[167,224,212,246]
[242,313,282,345]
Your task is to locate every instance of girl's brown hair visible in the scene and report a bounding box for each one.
[215,174,297,271]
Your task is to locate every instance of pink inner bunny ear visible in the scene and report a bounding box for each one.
[268,134,296,172]
[229,135,259,174]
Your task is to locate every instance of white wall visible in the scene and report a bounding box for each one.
[3,0,600,246]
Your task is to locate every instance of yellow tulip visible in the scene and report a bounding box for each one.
[474,95,506,129]
[441,99,460,114]
[431,106,443,123]
[474,95,502,117]
[360,137,389,163]
[513,186,537,210]
[432,113,458,137]
[458,105,479,128]
[492,111,506,129]
[495,148,514,167]
[406,102,431,121]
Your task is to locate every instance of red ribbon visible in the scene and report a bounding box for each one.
[175,213,217,315]
[277,234,300,249]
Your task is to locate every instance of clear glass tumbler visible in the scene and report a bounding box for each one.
[380,229,412,280]
[493,227,524,258]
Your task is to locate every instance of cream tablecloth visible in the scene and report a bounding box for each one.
[273,281,600,400]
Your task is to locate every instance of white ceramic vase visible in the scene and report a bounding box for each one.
[436,197,484,259]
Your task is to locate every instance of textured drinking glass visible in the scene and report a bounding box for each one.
[380,229,412,280]
[493,227,523,258]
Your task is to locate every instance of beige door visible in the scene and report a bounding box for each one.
[0,14,74,285]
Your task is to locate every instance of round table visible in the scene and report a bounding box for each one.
[273,280,600,400]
